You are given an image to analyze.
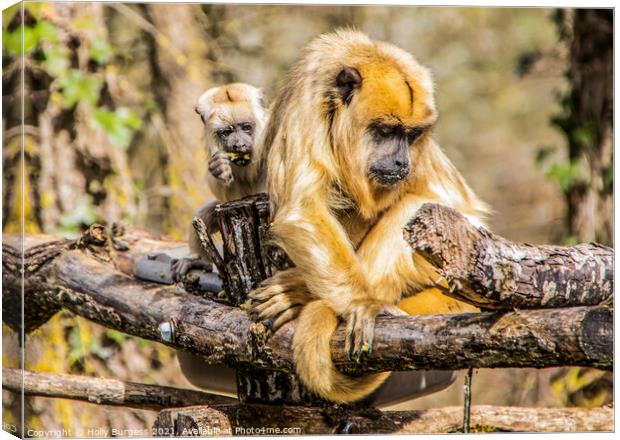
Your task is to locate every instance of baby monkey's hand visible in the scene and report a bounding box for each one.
[208,150,233,185]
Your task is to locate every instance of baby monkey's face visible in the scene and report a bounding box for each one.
[215,121,255,166]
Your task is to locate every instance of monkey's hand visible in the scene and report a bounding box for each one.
[171,256,213,282]
[344,300,407,363]
[208,150,234,185]
[242,268,312,333]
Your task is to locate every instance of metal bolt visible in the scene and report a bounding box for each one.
[159,321,175,343]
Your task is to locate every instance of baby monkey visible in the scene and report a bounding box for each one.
[171,83,268,279]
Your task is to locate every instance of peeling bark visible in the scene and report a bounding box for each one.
[404,203,613,310]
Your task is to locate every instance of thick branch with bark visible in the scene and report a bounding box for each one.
[2,368,235,411]
[152,403,613,434]
[2,225,612,373]
[404,203,613,310]
[2,368,612,434]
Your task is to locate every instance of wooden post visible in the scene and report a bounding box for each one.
[193,194,318,405]
[193,193,289,307]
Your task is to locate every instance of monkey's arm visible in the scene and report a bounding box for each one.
[356,194,480,313]
[270,199,373,312]
[255,195,404,359]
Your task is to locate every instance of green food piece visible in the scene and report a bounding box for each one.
[226,152,252,162]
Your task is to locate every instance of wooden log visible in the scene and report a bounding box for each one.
[2,368,236,411]
[1,229,611,372]
[2,233,67,333]
[404,203,613,310]
[196,194,270,307]
[152,404,613,435]
[191,194,292,307]
[396,405,613,433]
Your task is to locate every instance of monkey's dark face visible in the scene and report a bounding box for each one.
[330,64,436,193]
[366,121,426,187]
[215,121,255,166]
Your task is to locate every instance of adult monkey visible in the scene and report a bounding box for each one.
[245,30,487,403]
[172,83,268,279]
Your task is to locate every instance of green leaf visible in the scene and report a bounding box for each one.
[89,36,114,64]
[3,20,59,58]
[116,106,142,130]
[58,195,99,230]
[22,25,38,54]
[2,24,39,56]
[92,107,142,149]
[42,45,69,76]
[57,69,103,108]
[571,124,597,147]
[546,162,583,192]
[2,28,22,56]
[35,20,59,43]
[93,108,131,148]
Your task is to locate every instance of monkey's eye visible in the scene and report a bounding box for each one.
[241,123,253,133]
[376,125,394,138]
[407,128,424,144]
[218,128,233,138]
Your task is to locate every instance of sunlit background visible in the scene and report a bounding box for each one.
[2,3,612,435]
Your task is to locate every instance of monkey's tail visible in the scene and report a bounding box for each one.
[293,300,389,403]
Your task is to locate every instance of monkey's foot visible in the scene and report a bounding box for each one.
[243,269,311,333]
[170,257,213,282]
[344,301,406,363]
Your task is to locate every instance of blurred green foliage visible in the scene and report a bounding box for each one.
[546,162,583,192]
[89,36,114,65]
[2,3,143,156]
[56,196,99,239]
[3,3,146,237]
[92,106,142,149]
[58,70,103,108]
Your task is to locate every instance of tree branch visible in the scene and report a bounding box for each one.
[2,368,236,411]
[2,226,612,373]
[404,203,613,310]
[152,403,613,434]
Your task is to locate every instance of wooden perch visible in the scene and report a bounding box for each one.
[152,403,613,434]
[404,203,613,310]
[2,368,611,433]
[1,225,612,373]
[2,368,235,411]
[3,196,613,433]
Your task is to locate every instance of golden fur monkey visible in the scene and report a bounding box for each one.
[172,83,268,279]
[245,30,487,403]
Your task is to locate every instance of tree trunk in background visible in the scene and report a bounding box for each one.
[549,8,613,409]
[143,4,212,237]
[562,9,613,245]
